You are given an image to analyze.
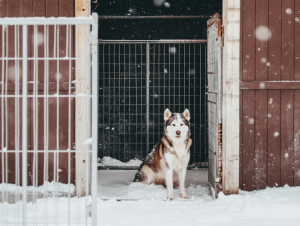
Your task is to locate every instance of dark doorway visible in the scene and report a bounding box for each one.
[94,0,222,168]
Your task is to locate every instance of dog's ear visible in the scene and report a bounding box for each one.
[183,109,190,121]
[164,108,172,121]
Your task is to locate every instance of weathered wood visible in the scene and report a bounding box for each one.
[282,0,294,81]
[207,13,222,198]
[239,0,244,191]
[242,90,255,191]
[255,0,268,81]
[58,0,75,186]
[280,90,294,186]
[242,0,255,82]
[75,0,91,196]
[268,0,281,82]
[253,0,268,190]
[267,90,281,187]
[295,0,300,187]
[241,0,255,191]
[240,81,300,89]
[296,0,300,81]
[294,90,300,186]
[254,90,268,189]
[239,90,243,189]
[222,0,240,195]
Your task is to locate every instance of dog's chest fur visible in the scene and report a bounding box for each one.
[163,138,191,172]
[165,151,189,172]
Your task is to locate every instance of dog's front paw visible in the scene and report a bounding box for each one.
[180,193,190,199]
[167,193,174,200]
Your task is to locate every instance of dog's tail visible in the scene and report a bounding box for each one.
[133,161,145,182]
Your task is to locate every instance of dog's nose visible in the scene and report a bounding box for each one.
[176,131,181,135]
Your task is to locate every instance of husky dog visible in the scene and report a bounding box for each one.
[134,109,192,200]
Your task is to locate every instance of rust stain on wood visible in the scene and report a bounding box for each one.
[218,123,222,193]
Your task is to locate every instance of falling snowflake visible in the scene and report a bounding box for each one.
[248,118,254,124]
[189,69,195,75]
[261,58,267,63]
[32,33,44,46]
[164,2,170,8]
[286,8,292,14]
[169,47,177,54]
[256,26,272,41]
[269,98,273,104]
[153,0,165,7]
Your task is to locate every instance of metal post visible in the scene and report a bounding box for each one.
[91,12,98,226]
[22,24,28,226]
[146,42,150,154]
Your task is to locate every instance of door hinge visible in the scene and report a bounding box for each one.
[217,19,222,37]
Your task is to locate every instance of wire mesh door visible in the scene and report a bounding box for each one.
[0,14,98,225]
[99,40,207,166]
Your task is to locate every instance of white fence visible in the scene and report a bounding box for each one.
[0,14,98,225]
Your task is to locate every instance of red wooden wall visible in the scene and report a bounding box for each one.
[240,0,300,190]
[0,0,75,186]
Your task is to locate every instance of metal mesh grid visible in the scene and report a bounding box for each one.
[99,41,207,165]
[0,15,98,225]
[99,43,147,161]
[149,43,207,165]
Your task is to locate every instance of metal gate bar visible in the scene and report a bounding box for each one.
[0,14,98,225]
[99,40,207,166]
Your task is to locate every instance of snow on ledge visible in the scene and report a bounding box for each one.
[98,156,142,167]
[0,181,75,195]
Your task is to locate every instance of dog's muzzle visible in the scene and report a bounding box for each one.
[176,131,181,136]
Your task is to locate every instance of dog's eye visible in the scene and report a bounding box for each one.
[172,124,175,127]
[180,124,184,126]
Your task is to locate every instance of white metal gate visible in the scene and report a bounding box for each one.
[0,14,98,225]
[207,14,222,198]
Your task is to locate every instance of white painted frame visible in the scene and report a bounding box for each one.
[221,0,240,194]
[75,0,92,197]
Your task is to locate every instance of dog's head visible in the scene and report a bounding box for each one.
[164,108,190,141]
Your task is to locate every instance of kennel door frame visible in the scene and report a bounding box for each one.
[207,13,222,198]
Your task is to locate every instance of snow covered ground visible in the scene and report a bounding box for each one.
[97,169,210,200]
[1,169,300,225]
[97,170,300,225]
[98,185,300,226]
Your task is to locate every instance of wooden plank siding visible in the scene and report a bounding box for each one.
[240,0,300,190]
[0,0,75,186]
